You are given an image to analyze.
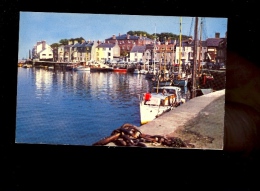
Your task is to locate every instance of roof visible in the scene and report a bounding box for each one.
[97,43,115,48]
[206,38,225,47]
[106,34,152,41]
[175,40,207,47]
[72,43,82,48]
[130,45,146,53]
[80,41,94,47]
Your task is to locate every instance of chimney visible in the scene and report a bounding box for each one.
[127,34,130,39]
[119,33,121,36]
[112,34,116,39]
[42,40,46,50]
[215,32,220,38]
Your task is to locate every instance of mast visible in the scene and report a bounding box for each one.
[191,17,199,99]
[197,18,203,73]
[178,17,182,75]
[153,23,156,75]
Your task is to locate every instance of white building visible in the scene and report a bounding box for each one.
[32,40,53,61]
[129,45,146,63]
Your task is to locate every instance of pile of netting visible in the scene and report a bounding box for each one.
[92,123,194,148]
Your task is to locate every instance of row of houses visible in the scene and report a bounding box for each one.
[31,32,227,65]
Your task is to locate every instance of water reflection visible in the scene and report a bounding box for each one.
[16,67,151,146]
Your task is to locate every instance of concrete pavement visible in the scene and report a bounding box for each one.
[139,89,225,149]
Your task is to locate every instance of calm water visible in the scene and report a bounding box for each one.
[15,67,152,146]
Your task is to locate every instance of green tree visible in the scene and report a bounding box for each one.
[120,49,128,57]
[59,39,68,45]
[50,43,60,49]
[127,30,190,41]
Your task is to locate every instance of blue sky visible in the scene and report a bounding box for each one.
[18,11,228,59]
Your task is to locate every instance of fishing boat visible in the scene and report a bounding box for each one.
[139,86,183,125]
[189,17,216,98]
[113,66,127,72]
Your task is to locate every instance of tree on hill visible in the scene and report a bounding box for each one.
[127,30,190,42]
[50,37,86,48]
[50,43,60,49]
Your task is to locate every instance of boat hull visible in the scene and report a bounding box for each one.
[140,102,172,125]
[139,87,182,125]
[173,79,187,86]
[113,68,127,72]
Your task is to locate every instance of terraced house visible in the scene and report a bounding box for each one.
[105,33,154,61]
[95,40,120,63]
[52,39,98,63]
[70,40,99,63]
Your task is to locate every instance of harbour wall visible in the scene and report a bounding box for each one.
[139,89,226,148]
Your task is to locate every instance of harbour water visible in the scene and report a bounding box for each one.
[16,67,147,146]
[15,67,188,146]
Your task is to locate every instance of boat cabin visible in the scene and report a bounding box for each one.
[142,86,182,107]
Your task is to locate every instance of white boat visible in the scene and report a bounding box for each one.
[73,65,90,71]
[139,69,148,74]
[133,68,140,74]
[139,86,184,125]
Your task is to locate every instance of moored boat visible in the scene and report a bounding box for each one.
[113,67,127,72]
[139,86,183,125]
[22,63,33,68]
[73,65,91,71]
[133,68,140,74]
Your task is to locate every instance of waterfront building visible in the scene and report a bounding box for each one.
[95,40,120,63]
[84,40,98,64]
[31,40,53,61]
[155,38,175,66]
[105,33,153,61]
[206,32,227,64]
[129,45,146,63]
